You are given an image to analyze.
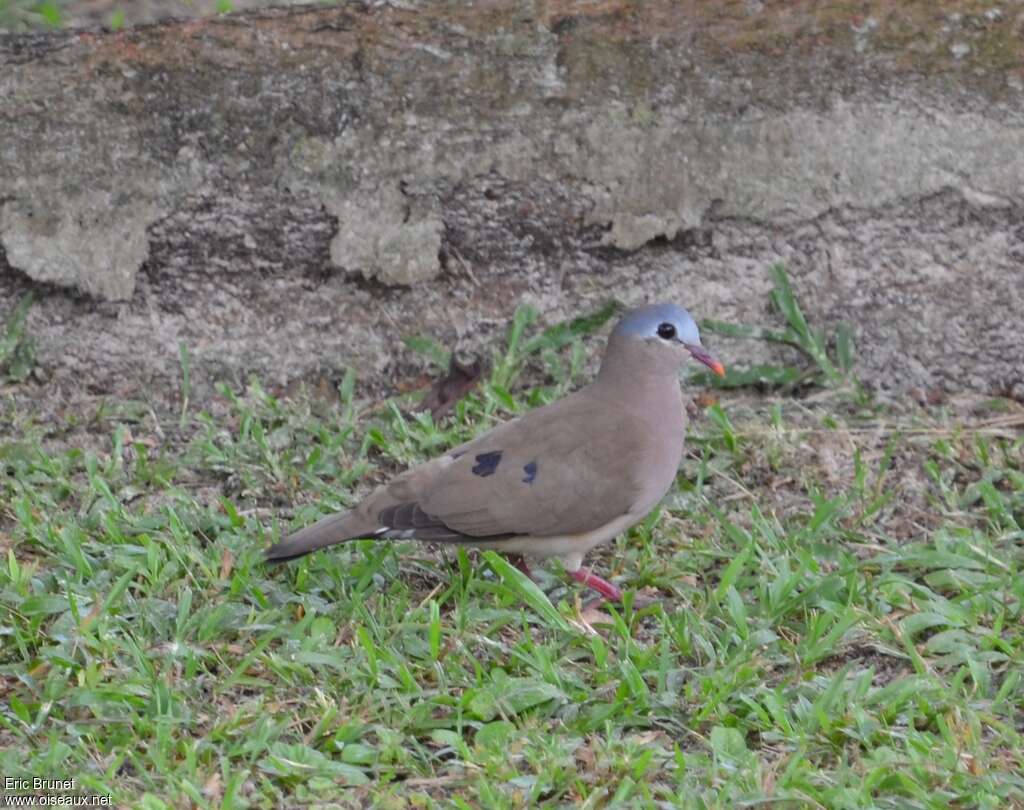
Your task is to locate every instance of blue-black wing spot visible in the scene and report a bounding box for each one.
[472,451,502,477]
[522,461,538,484]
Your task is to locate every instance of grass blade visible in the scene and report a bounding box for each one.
[483,551,571,632]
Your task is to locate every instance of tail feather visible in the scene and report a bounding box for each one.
[265,505,522,564]
[265,511,367,563]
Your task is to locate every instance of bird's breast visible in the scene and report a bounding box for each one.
[629,405,687,515]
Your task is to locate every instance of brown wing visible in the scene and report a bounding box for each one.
[373,392,653,539]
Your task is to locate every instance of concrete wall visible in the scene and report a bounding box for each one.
[2,1,1022,405]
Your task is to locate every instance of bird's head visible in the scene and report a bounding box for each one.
[610,303,725,377]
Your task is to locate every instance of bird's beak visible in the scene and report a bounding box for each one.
[685,344,726,377]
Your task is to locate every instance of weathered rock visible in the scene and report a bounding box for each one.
[1,1,1023,406]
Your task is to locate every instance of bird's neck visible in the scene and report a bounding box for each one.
[591,337,685,415]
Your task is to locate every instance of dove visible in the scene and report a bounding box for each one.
[266,303,725,601]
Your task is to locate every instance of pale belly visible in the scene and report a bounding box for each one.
[471,510,650,572]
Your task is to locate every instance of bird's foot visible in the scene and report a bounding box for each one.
[580,589,663,613]
[508,554,534,580]
[627,588,663,610]
[571,567,623,602]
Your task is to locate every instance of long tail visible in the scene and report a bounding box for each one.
[266,505,518,563]
[264,512,367,563]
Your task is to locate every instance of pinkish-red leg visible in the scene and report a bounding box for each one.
[571,567,623,602]
[508,554,533,579]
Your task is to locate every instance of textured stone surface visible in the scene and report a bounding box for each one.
[1,1,1023,406]
[0,192,158,300]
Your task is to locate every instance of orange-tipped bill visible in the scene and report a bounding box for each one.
[686,344,726,377]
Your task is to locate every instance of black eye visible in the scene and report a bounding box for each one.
[656,322,677,340]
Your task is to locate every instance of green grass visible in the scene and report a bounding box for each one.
[1,302,1023,808]
[0,0,337,32]
[0,0,66,31]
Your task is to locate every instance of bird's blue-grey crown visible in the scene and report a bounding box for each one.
[611,303,726,377]
[612,303,702,346]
